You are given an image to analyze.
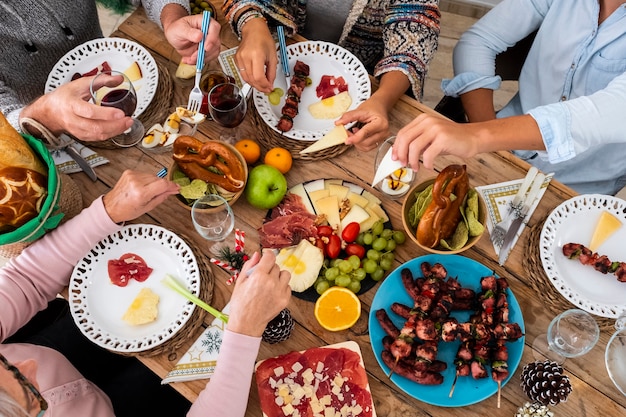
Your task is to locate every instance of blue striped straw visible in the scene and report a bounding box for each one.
[196,10,211,72]
[277,25,290,76]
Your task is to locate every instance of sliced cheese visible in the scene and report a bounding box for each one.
[289,183,315,215]
[175,60,196,79]
[310,189,330,214]
[340,204,370,230]
[316,195,341,230]
[122,288,159,325]
[300,125,348,154]
[346,191,369,209]
[367,201,389,223]
[324,179,343,186]
[361,190,381,206]
[327,184,350,200]
[123,61,143,82]
[589,211,622,252]
[360,206,382,232]
[304,179,326,194]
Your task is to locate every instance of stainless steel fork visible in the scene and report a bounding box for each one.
[187,10,211,114]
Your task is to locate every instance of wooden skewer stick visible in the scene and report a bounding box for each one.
[497,381,502,408]
[387,357,399,378]
[449,372,459,398]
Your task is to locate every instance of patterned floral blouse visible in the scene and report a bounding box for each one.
[222,0,441,100]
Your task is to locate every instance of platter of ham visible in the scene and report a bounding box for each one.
[45,37,158,118]
[369,255,524,407]
[253,41,371,141]
[68,224,201,354]
[255,341,377,417]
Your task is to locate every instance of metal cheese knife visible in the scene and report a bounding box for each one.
[498,172,546,265]
[59,134,98,181]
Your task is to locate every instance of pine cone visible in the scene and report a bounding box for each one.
[520,360,572,406]
[262,308,295,344]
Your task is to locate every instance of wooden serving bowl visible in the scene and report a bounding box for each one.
[168,140,248,212]
[401,178,487,255]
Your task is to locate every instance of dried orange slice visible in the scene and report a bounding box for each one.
[314,286,361,331]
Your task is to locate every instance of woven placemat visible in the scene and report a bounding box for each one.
[82,60,174,150]
[133,232,214,358]
[523,217,615,331]
[251,106,349,161]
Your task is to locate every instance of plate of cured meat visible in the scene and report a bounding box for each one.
[369,254,525,407]
[253,41,371,141]
[68,224,200,354]
[255,341,377,417]
[259,178,393,302]
[45,37,158,118]
[539,194,626,318]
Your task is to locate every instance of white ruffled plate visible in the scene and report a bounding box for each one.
[45,37,158,118]
[69,224,200,353]
[539,194,626,318]
[252,41,371,141]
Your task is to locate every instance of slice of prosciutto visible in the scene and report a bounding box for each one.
[107,253,153,287]
[259,193,318,249]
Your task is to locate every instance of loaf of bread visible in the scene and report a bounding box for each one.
[0,113,48,232]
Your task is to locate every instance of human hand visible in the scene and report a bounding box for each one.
[393,113,479,170]
[102,170,180,224]
[164,14,222,65]
[340,98,391,152]
[236,19,278,93]
[20,76,134,141]
[227,251,292,337]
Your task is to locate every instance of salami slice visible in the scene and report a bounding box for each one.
[107,253,153,287]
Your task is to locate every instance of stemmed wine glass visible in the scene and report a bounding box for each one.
[191,194,235,253]
[208,82,247,144]
[532,308,600,364]
[606,312,626,396]
[90,70,144,147]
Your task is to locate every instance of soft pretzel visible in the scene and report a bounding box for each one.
[416,164,469,248]
[172,136,245,193]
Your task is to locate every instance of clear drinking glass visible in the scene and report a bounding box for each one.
[191,194,235,243]
[90,70,144,147]
[533,308,600,364]
[208,82,247,143]
[606,313,626,396]
[373,136,415,199]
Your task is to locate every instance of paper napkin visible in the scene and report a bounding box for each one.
[161,303,231,384]
[476,172,554,258]
[50,143,109,174]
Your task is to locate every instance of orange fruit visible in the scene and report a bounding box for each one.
[314,286,361,331]
[264,147,293,174]
[234,139,261,164]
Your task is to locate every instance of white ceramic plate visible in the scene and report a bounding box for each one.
[253,41,371,141]
[539,194,626,318]
[45,37,158,118]
[69,224,200,353]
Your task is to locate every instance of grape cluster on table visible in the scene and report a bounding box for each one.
[314,220,406,295]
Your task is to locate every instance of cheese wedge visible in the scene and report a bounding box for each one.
[175,60,196,79]
[316,195,341,230]
[276,240,324,292]
[327,184,350,200]
[289,183,315,214]
[122,288,159,325]
[124,61,143,82]
[589,211,622,252]
[300,125,348,154]
[340,204,369,230]
[346,192,369,209]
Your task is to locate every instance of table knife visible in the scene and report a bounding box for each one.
[499,172,546,265]
[60,133,98,181]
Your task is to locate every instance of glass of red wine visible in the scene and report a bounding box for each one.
[90,70,144,147]
[208,82,247,143]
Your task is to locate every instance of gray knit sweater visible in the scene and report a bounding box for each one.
[0,0,189,128]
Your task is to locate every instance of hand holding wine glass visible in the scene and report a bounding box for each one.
[90,70,144,147]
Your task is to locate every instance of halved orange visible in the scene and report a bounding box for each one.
[314,286,361,331]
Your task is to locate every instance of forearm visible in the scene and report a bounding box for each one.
[372,71,411,112]
[20,95,63,136]
[460,88,496,122]
[472,114,545,154]
[160,3,190,33]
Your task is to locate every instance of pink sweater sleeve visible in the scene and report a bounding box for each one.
[187,329,262,417]
[0,197,122,342]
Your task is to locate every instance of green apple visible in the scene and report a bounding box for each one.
[245,164,287,209]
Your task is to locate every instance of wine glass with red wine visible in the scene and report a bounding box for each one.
[208,82,247,143]
[90,70,144,147]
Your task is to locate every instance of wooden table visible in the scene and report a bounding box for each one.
[67,6,625,416]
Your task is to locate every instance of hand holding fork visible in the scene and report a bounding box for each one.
[187,10,211,114]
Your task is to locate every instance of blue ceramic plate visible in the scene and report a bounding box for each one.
[368,254,525,407]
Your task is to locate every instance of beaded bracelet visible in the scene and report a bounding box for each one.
[236,9,267,38]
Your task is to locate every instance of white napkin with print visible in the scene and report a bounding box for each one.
[161,303,231,384]
[50,143,109,174]
[476,172,554,257]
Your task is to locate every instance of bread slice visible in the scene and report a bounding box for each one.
[122,288,159,325]
[0,113,46,175]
